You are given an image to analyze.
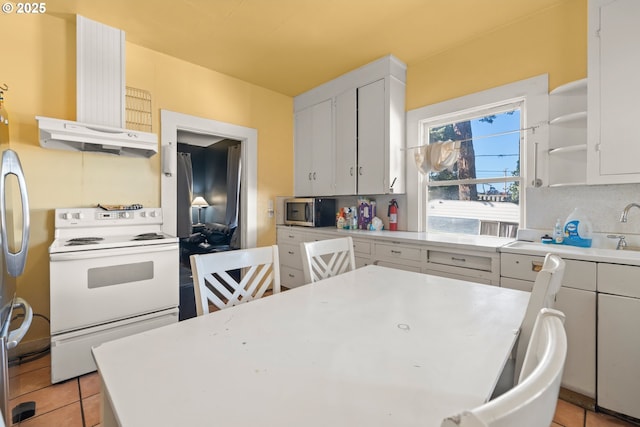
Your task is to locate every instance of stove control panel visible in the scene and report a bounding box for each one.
[55,208,163,228]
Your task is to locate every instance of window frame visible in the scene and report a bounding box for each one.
[405,75,549,232]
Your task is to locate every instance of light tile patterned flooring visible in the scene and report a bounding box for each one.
[6,353,639,426]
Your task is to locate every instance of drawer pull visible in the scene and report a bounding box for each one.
[391,250,402,255]
[531,261,543,272]
[288,251,295,255]
[451,257,466,263]
[288,273,295,278]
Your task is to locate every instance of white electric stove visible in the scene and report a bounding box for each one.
[49,207,179,383]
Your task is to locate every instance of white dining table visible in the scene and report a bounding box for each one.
[92,265,529,427]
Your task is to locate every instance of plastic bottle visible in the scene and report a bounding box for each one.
[563,208,593,248]
[553,218,564,244]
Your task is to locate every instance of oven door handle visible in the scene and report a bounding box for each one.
[50,244,177,261]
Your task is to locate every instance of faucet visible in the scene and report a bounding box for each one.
[620,203,640,223]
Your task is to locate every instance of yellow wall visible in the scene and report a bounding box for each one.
[0,0,585,345]
[0,14,293,343]
[407,0,586,110]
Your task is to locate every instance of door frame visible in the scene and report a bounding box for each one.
[160,110,257,248]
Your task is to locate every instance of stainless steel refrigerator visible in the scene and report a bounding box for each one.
[0,148,32,426]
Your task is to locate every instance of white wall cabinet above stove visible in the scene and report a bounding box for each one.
[587,0,640,184]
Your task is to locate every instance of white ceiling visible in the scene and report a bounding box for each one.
[45,0,569,97]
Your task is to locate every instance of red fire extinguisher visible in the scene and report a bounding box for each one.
[388,199,398,231]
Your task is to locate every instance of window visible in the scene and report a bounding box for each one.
[405,75,548,235]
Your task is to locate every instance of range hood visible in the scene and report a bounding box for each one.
[36,116,157,158]
[37,15,157,158]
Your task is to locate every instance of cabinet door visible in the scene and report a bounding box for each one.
[294,99,334,196]
[598,294,640,418]
[334,88,357,195]
[357,79,386,195]
[555,287,596,398]
[588,0,640,183]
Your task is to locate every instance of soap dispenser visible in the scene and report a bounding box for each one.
[553,218,564,244]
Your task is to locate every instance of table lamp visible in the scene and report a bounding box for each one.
[192,196,209,224]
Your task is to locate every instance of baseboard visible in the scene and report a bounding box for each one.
[559,387,596,411]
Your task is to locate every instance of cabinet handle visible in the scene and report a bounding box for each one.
[288,251,295,255]
[288,273,295,278]
[313,172,316,180]
[308,172,312,181]
[451,257,466,263]
[350,166,354,176]
[531,261,543,272]
[359,166,363,176]
[391,250,402,255]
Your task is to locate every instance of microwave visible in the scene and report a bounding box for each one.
[284,198,336,227]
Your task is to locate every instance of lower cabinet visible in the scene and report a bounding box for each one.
[500,253,597,398]
[597,263,640,419]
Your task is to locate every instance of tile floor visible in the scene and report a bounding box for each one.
[6,352,639,426]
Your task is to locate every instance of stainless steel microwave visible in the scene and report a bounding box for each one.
[284,198,336,227]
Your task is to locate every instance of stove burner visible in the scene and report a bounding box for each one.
[133,233,165,241]
[65,237,104,246]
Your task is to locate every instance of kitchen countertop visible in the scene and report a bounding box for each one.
[501,240,640,266]
[278,225,640,265]
[278,225,514,253]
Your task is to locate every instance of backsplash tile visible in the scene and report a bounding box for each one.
[526,183,640,235]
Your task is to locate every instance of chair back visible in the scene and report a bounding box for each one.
[190,245,281,314]
[513,253,565,383]
[301,237,356,284]
[441,308,567,427]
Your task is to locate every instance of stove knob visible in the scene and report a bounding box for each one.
[62,212,71,220]
[140,211,147,218]
[149,210,157,218]
[73,212,84,220]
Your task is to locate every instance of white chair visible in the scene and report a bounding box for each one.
[441,308,568,427]
[190,245,281,314]
[301,237,356,284]
[493,253,565,397]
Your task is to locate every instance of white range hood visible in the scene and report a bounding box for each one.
[37,15,157,158]
[36,116,157,158]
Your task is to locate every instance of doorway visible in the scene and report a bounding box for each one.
[160,110,257,248]
[160,110,258,320]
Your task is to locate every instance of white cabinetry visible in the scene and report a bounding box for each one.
[587,0,640,184]
[276,227,308,289]
[548,79,587,187]
[372,241,423,273]
[335,77,406,195]
[597,263,640,419]
[294,55,406,197]
[294,99,334,196]
[500,253,597,398]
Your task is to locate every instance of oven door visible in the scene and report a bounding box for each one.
[49,244,179,334]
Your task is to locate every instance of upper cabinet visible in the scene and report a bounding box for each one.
[587,0,640,184]
[293,55,406,197]
[294,99,335,196]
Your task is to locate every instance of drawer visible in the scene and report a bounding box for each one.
[501,253,545,281]
[501,254,596,291]
[598,263,640,298]
[276,227,307,244]
[352,239,371,256]
[280,265,306,288]
[428,250,492,272]
[278,243,303,270]
[375,242,422,262]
